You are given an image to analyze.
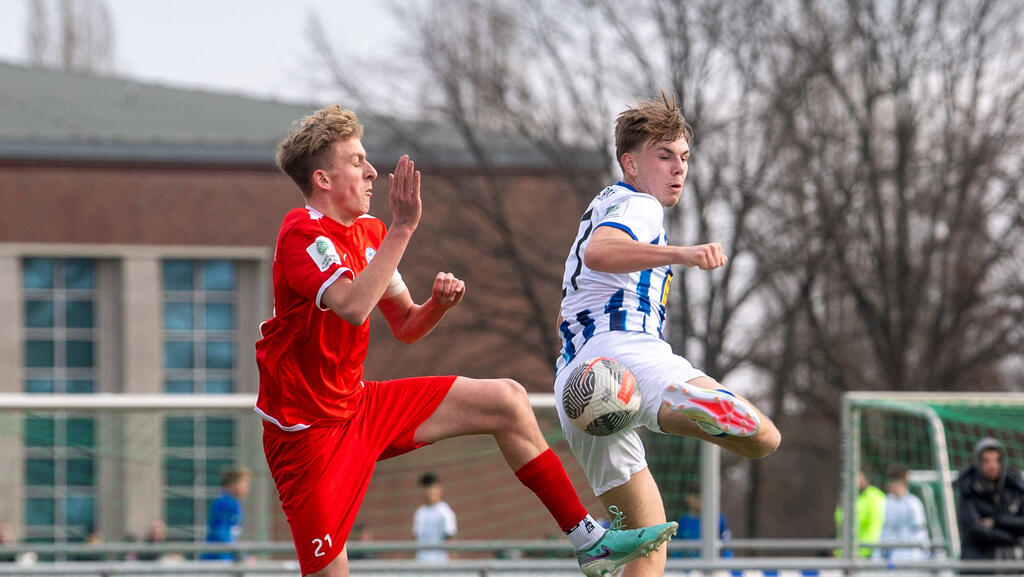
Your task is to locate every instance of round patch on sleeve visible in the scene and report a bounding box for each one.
[306,236,342,272]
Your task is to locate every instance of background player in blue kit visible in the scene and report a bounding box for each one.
[202,467,251,561]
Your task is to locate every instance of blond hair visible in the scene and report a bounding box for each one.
[275,105,364,196]
[614,92,694,169]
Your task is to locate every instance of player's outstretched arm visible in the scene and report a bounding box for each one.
[584,226,727,273]
[322,155,421,325]
[377,272,465,343]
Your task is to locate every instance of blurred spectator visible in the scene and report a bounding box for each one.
[201,467,251,561]
[122,533,138,562]
[520,531,563,560]
[70,524,106,562]
[412,472,457,563]
[0,521,17,562]
[876,465,930,562]
[955,437,1024,561]
[347,524,375,560]
[140,519,184,563]
[0,521,35,566]
[835,470,886,557]
[671,492,732,558]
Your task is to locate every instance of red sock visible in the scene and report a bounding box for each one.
[514,448,589,532]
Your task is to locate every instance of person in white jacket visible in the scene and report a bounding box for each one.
[877,465,930,562]
[412,473,457,563]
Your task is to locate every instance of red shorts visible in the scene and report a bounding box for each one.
[262,375,456,575]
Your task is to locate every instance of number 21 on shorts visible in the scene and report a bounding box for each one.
[312,534,333,557]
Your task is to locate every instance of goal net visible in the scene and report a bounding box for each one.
[840,392,1024,559]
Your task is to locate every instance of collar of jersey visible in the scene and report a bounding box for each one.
[615,180,639,192]
[305,205,325,220]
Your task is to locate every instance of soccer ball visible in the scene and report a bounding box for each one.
[562,357,641,436]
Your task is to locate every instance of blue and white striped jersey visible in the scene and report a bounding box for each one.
[557,181,672,371]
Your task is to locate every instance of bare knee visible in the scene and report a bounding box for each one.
[745,423,782,459]
[762,425,782,456]
[492,378,530,411]
[488,378,534,426]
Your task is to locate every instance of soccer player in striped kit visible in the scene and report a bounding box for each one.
[255,105,677,577]
[554,93,782,576]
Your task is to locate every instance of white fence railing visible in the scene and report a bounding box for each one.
[3,539,1024,576]
[2,559,1024,577]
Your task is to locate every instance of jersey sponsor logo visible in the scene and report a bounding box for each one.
[365,247,376,262]
[605,200,626,218]
[306,236,342,272]
[661,271,673,306]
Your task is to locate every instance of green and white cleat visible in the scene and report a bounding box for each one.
[576,507,677,577]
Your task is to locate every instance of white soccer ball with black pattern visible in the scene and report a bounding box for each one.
[562,357,641,436]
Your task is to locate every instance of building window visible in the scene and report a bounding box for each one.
[21,258,98,549]
[161,260,240,540]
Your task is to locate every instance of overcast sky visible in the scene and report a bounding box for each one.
[0,0,396,102]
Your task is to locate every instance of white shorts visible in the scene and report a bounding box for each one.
[553,331,708,496]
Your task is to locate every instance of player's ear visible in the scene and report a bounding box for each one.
[621,152,636,176]
[313,169,329,189]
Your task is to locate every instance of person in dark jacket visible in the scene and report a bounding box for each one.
[955,437,1024,561]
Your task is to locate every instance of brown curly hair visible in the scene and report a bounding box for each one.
[614,92,694,170]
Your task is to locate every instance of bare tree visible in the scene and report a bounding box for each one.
[748,0,1024,393]
[733,0,1024,537]
[25,0,50,66]
[25,0,115,72]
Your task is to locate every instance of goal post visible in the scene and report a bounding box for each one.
[840,391,1024,560]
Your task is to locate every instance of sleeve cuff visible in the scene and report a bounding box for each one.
[596,221,638,241]
[315,267,353,310]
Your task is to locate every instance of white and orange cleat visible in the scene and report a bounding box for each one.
[663,384,760,437]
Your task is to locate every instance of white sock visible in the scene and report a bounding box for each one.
[566,514,606,550]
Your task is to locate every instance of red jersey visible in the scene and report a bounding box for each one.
[255,206,387,430]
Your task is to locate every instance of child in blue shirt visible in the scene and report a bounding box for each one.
[201,467,251,561]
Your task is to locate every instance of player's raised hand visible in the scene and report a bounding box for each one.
[680,242,728,270]
[431,272,465,309]
[388,155,421,230]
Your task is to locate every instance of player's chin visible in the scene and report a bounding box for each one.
[664,188,682,206]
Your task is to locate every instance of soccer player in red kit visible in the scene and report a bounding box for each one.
[255,105,677,577]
